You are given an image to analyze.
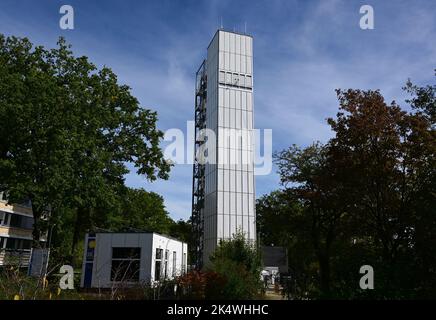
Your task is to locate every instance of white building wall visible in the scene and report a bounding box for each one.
[84,233,187,288]
[202,30,256,265]
[150,233,188,282]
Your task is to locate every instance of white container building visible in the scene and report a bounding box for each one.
[81,232,188,288]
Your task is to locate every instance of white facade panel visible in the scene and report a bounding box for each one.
[235,35,241,54]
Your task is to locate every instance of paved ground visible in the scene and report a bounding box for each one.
[263,284,285,300]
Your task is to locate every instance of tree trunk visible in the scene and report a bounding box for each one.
[318,253,331,297]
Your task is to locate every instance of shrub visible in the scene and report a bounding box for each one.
[208,231,263,299]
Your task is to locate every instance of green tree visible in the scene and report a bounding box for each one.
[256,190,316,298]
[270,79,435,298]
[0,35,171,248]
[110,188,174,234]
[169,218,193,244]
[327,88,435,297]
[209,232,262,299]
[275,143,352,297]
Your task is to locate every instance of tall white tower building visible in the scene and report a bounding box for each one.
[192,30,256,268]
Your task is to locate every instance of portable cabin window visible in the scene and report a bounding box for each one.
[110,247,141,282]
[182,253,187,273]
[154,248,163,281]
[172,251,177,276]
[164,249,169,279]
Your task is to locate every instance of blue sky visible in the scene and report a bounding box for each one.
[0,0,435,220]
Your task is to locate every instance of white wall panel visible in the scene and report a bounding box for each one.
[219,88,224,106]
[240,36,246,56]
[244,193,250,214]
[248,217,255,236]
[223,215,229,238]
[111,234,125,247]
[248,111,253,129]
[241,110,247,128]
[247,56,252,74]
[230,53,235,71]
[230,90,235,109]
[224,191,230,214]
[235,90,241,109]
[224,52,229,70]
[248,174,253,194]
[248,193,253,215]
[219,108,224,127]
[224,89,230,107]
[230,215,236,236]
[241,55,246,73]
[235,35,241,54]
[242,216,248,233]
[236,109,241,128]
[219,31,225,50]
[224,169,229,191]
[236,170,242,192]
[237,215,242,230]
[246,37,252,56]
[224,108,230,128]
[237,193,242,215]
[230,108,235,128]
[217,215,223,238]
[230,192,236,214]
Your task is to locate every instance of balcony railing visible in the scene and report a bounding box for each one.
[0,249,31,267]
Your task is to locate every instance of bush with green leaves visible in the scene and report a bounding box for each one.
[208,232,263,300]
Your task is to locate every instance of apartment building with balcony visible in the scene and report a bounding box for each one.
[0,192,34,267]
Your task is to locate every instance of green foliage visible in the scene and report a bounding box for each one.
[208,232,263,299]
[169,219,195,264]
[110,188,174,234]
[0,34,171,249]
[259,74,436,299]
[257,191,316,297]
[0,33,172,265]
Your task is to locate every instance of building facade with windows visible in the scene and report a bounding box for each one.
[0,192,34,267]
[192,30,256,268]
[81,232,188,288]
